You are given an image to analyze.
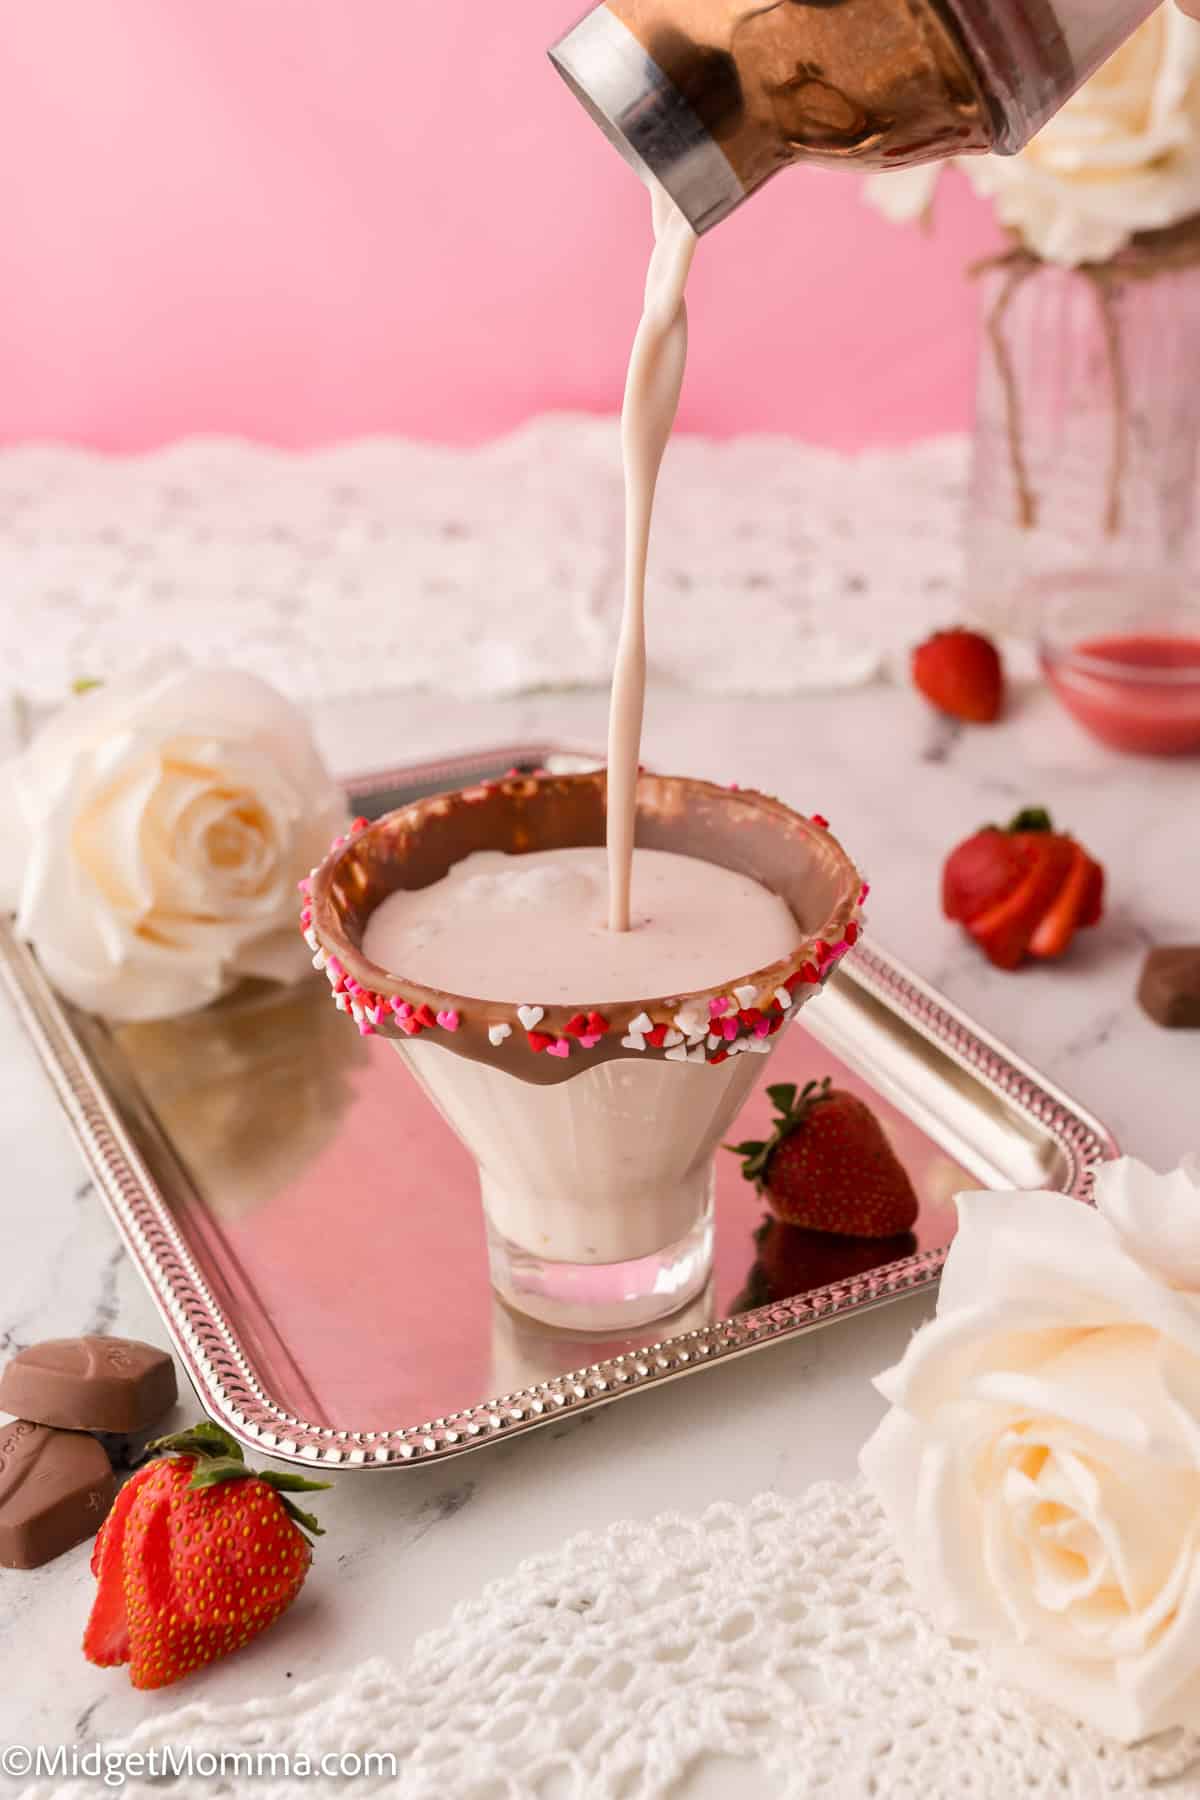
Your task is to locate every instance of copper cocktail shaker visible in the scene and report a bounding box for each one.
[549,0,1162,232]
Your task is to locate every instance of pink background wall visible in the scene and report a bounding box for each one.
[0,0,1002,451]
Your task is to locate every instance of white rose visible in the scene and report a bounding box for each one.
[0,659,345,1021]
[864,12,1200,265]
[861,1155,1200,1744]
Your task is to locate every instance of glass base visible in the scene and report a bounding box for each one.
[485,1201,714,1333]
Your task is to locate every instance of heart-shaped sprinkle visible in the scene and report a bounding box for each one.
[844,922,859,947]
[621,1032,647,1051]
[707,1034,722,1051]
[586,1012,611,1036]
[774,988,793,1010]
[811,814,829,829]
[747,1035,771,1054]
[488,1023,512,1046]
[738,1008,762,1029]
[528,1031,554,1053]
[687,1045,707,1064]
[665,1044,689,1062]
[414,1003,437,1029]
[312,949,327,971]
[334,993,349,1012]
[630,1011,654,1036]
[754,1018,772,1037]
[546,1038,571,1058]
[351,1003,364,1024]
[663,1029,684,1047]
[732,984,758,1010]
[563,1013,589,1038]
[646,1023,669,1048]
[365,1005,382,1026]
[358,1021,375,1037]
[709,996,731,1017]
[518,1005,544,1031]
[710,1049,729,1065]
[326,956,343,980]
[720,1018,738,1041]
[303,928,318,952]
[437,1009,460,1031]
[391,998,412,1018]
[578,1034,602,1049]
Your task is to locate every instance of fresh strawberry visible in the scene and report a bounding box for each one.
[83,1421,328,1690]
[912,628,1005,723]
[728,1080,919,1238]
[943,807,1105,970]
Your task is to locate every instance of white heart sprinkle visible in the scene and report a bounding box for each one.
[664,1044,689,1062]
[748,1036,771,1054]
[351,1003,364,1024]
[687,1046,707,1064]
[733,984,758,1009]
[775,988,793,1010]
[517,1005,544,1031]
[311,949,327,971]
[707,1034,722,1052]
[663,1029,684,1047]
[674,1004,708,1037]
[365,1005,382,1026]
[303,928,319,951]
[630,1011,654,1035]
[622,1032,647,1051]
[488,1023,512,1046]
[686,1029,708,1046]
[334,993,349,1012]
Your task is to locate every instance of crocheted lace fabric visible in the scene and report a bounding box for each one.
[33,1482,1200,1800]
[0,422,970,703]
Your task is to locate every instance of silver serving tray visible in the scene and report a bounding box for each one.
[1,744,1118,1471]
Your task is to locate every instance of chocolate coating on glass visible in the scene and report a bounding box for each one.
[311,770,863,1087]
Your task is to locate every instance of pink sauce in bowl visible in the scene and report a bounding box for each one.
[1042,633,1200,756]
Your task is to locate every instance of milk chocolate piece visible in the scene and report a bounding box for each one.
[0,1336,177,1435]
[1138,947,1200,1030]
[0,1420,116,1569]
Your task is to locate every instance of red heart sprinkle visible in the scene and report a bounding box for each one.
[414,1004,437,1029]
[586,1013,611,1036]
[737,1008,762,1029]
[645,1023,669,1047]
[710,1050,729,1065]
[563,1014,589,1038]
[528,1031,554,1053]
[844,922,859,946]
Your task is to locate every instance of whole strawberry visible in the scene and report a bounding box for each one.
[912,628,1005,723]
[943,806,1105,970]
[84,1421,328,1690]
[729,1080,919,1237]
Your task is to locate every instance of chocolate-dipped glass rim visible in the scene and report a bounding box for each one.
[305,770,865,1086]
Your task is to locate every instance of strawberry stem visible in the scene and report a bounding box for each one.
[1007,807,1053,834]
[726,1077,835,1189]
[145,1418,331,1542]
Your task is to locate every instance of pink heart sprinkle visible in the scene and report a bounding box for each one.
[391,999,412,1018]
[546,1038,571,1058]
[437,1010,460,1031]
[709,997,731,1017]
[754,1018,772,1037]
[578,1034,601,1049]
[326,957,343,980]
[721,1018,738,1041]
[357,1022,375,1037]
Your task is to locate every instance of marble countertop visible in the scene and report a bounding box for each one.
[2,679,1197,1764]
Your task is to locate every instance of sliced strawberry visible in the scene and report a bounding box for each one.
[83,1469,150,1667]
[1028,842,1096,959]
[942,828,1027,925]
[968,834,1076,969]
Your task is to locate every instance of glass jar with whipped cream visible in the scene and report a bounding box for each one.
[550,0,1161,233]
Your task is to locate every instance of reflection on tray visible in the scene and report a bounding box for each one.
[113,981,367,1224]
[731,1217,920,1313]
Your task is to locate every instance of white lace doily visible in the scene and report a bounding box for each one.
[0,421,968,703]
[32,1481,1200,1800]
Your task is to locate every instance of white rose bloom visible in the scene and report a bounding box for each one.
[0,659,346,1021]
[862,1155,1200,1745]
[864,13,1200,266]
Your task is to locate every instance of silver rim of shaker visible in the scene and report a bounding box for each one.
[548,6,745,235]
